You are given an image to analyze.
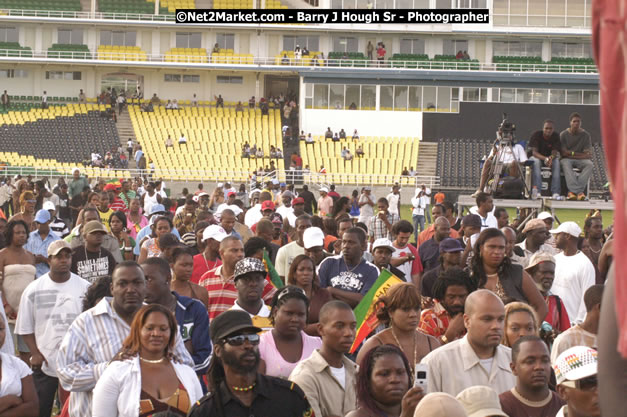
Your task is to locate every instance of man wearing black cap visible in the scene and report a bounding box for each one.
[420,238,465,298]
[188,310,314,416]
[230,257,274,331]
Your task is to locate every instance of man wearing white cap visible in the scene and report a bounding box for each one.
[16,240,90,417]
[538,211,558,250]
[191,225,226,284]
[24,209,60,278]
[44,201,69,238]
[551,221,596,324]
[371,238,405,280]
[317,187,333,217]
[554,346,600,417]
[303,227,329,266]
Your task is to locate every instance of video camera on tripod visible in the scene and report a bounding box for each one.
[496,113,516,146]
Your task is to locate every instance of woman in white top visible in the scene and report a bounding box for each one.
[0,315,38,416]
[92,304,202,417]
[259,286,321,379]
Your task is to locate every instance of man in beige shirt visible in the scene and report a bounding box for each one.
[289,300,357,417]
[550,284,602,364]
[421,289,515,396]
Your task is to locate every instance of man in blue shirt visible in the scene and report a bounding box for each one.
[142,256,211,390]
[317,227,379,308]
[24,209,60,278]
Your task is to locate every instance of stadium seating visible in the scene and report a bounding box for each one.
[0,104,125,179]
[98,0,170,14]
[275,51,323,66]
[129,106,284,182]
[48,44,92,59]
[299,136,420,185]
[0,0,81,11]
[165,48,208,63]
[0,42,33,57]
[213,0,253,8]
[150,0,195,13]
[97,45,148,61]
[210,49,254,64]
[328,52,368,67]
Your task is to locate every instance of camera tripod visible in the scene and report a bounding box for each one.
[483,137,531,199]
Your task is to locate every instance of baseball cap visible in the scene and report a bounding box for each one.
[72,168,80,175]
[103,183,119,191]
[372,238,395,253]
[292,197,304,205]
[227,191,236,197]
[439,237,464,253]
[198,192,209,198]
[233,257,267,281]
[43,201,56,211]
[149,204,167,216]
[456,386,507,417]
[202,225,228,242]
[413,393,468,417]
[554,346,598,385]
[279,182,287,187]
[281,190,294,200]
[271,179,279,185]
[82,220,107,236]
[525,251,556,270]
[210,309,261,345]
[522,218,547,234]
[227,204,243,216]
[364,186,372,191]
[550,221,582,237]
[303,227,325,249]
[261,201,276,211]
[34,209,51,224]
[270,213,283,225]
[217,182,224,188]
[538,211,554,220]
[47,240,72,257]
[319,187,329,193]
[462,214,482,229]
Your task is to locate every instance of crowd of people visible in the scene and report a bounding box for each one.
[0,168,613,417]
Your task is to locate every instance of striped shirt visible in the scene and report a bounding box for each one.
[57,297,193,417]
[199,265,277,320]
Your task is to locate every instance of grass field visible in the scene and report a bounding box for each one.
[399,205,614,230]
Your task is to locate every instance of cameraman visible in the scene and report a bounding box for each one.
[473,126,528,197]
[529,120,562,199]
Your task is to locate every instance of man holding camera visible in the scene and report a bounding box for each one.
[529,120,562,199]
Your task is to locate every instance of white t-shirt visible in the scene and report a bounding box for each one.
[552,251,596,324]
[0,352,32,397]
[329,365,346,389]
[469,206,498,230]
[479,357,494,374]
[275,241,305,277]
[358,194,375,223]
[276,205,294,221]
[244,204,262,228]
[411,194,426,216]
[490,143,528,164]
[387,193,400,215]
[15,273,90,377]
[143,192,159,215]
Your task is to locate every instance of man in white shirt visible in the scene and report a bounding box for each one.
[475,138,528,197]
[470,192,499,230]
[16,241,91,417]
[358,187,375,224]
[244,191,272,228]
[411,188,427,243]
[275,215,311,280]
[421,289,515,396]
[550,221,596,323]
[386,184,401,217]
[178,133,187,145]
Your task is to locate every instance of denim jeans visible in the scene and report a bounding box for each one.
[560,158,594,194]
[33,369,58,417]
[413,215,425,242]
[529,156,561,195]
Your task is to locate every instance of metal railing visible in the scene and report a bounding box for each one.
[0,165,439,188]
[0,48,599,73]
[0,8,176,21]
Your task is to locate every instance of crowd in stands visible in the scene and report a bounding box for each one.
[0,165,614,416]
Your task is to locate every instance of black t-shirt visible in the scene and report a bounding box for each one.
[188,374,314,417]
[529,130,561,157]
[71,245,116,283]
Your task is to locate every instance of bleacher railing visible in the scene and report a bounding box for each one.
[0,9,175,21]
[0,166,440,188]
[0,48,600,73]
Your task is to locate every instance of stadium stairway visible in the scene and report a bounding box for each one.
[116,110,137,168]
[415,142,437,178]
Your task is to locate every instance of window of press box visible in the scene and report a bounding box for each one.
[0,26,18,43]
[46,71,81,80]
[176,32,202,49]
[58,28,84,45]
[283,36,319,53]
[216,33,235,50]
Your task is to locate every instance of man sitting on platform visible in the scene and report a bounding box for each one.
[529,119,562,199]
[560,112,593,201]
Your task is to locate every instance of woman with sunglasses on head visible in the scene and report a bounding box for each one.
[286,254,332,336]
[109,211,135,261]
[347,345,424,417]
[258,286,321,379]
[92,304,202,417]
[469,228,548,321]
[8,191,36,231]
[356,283,440,371]
[138,216,173,263]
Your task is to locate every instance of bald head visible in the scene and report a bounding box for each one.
[318,300,353,324]
[434,216,451,242]
[465,289,504,317]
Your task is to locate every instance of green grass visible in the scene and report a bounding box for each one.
[399,205,614,230]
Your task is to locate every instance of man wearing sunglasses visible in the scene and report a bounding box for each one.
[514,219,554,268]
[189,309,314,417]
[554,346,600,417]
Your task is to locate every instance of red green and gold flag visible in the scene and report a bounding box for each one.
[349,269,404,353]
[263,249,284,289]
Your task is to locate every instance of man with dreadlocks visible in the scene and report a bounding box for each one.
[188,309,314,416]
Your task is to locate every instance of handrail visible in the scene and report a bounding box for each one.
[0,48,599,73]
[0,165,440,188]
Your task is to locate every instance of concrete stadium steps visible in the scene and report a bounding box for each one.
[415,142,437,178]
[116,110,137,168]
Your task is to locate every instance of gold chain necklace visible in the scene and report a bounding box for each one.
[391,329,417,369]
[231,382,256,392]
[139,356,165,364]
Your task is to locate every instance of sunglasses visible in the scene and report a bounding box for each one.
[223,333,260,346]
[26,199,36,203]
[562,376,597,391]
